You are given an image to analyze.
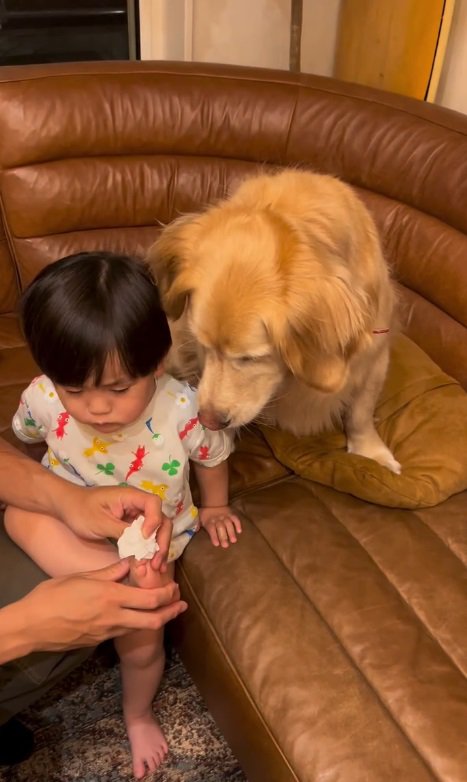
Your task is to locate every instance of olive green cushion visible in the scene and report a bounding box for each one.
[260,335,467,509]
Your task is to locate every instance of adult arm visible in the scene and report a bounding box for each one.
[0,559,187,664]
[0,437,171,566]
[0,436,78,517]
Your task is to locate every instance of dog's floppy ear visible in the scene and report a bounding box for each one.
[277,326,351,393]
[272,275,374,393]
[147,216,197,320]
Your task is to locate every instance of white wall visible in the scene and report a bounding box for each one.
[139,0,341,74]
[139,0,187,60]
[138,0,467,115]
[191,0,341,73]
[436,0,467,114]
[301,0,341,76]
[191,0,290,69]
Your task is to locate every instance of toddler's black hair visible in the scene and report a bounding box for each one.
[20,251,172,387]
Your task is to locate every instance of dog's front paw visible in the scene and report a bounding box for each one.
[376,450,402,475]
[347,437,401,474]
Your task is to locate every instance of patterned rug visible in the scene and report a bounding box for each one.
[0,645,247,782]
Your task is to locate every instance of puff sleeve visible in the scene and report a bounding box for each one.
[176,384,234,467]
[11,376,53,444]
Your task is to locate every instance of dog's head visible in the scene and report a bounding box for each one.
[149,201,377,430]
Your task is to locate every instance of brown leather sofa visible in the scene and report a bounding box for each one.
[0,61,466,782]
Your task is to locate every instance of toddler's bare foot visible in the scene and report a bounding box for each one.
[126,713,168,778]
[130,558,164,589]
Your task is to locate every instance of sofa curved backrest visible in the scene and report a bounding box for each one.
[0,60,466,387]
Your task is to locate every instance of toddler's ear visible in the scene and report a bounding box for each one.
[154,363,165,378]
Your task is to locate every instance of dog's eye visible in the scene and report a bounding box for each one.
[233,355,267,365]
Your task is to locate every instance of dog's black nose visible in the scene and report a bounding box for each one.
[198,410,231,430]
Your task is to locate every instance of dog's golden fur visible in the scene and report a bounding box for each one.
[149,170,400,472]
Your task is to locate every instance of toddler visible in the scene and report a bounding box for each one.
[5,251,241,778]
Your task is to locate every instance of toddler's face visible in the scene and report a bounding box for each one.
[55,356,163,434]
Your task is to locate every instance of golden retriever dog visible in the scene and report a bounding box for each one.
[149,170,400,473]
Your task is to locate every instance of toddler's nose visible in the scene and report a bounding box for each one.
[88,394,112,416]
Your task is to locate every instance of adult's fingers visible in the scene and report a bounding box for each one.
[136,493,162,536]
[117,599,188,633]
[150,516,172,572]
[117,580,182,610]
[82,559,130,582]
[101,517,130,541]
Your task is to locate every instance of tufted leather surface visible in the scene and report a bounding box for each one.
[0,61,465,782]
[174,477,467,782]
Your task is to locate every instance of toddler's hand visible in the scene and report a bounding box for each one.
[198,506,242,549]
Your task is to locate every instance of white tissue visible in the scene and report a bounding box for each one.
[117,515,159,561]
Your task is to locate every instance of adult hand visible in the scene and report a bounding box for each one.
[56,484,172,568]
[16,560,187,655]
[0,440,172,570]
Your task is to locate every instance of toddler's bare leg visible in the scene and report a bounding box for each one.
[115,561,175,779]
[4,505,118,575]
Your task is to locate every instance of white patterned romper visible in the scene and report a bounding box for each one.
[12,373,234,561]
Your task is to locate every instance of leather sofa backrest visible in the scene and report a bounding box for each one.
[0,61,466,387]
[0,219,18,314]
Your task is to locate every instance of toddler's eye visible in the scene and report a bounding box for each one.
[64,388,82,395]
[113,387,130,394]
